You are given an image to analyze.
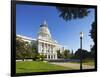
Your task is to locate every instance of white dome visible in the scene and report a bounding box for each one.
[38,21,52,40]
[39,27,51,37]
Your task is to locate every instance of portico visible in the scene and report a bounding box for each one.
[38,39,57,60]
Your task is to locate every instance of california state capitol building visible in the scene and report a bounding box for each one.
[17,21,65,60]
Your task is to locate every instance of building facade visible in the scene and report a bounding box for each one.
[17,21,64,60]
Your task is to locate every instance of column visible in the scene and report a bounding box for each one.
[45,43,46,53]
[41,43,43,53]
[55,54,57,59]
[49,45,51,59]
[42,43,44,53]
[48,55,50,59]
[40,42,42,53]
[53,55,55,59]
[51,46,53,53]
[46,44,48,59]
[44,43,45,53]
[47,44,48,53]
[51,55,52,59]
[38,42,40,53]
[43,43,44,53]
[48,44,50,59]
[47,54,48,60]
[48,44,50,53]
[50,55,51,59]
[45,43,47,53]
[50,45,51,52]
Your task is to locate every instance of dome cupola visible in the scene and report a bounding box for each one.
[38,20,52,41]
[40,20,48,27]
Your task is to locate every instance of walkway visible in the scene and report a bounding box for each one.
[50,62,95,69]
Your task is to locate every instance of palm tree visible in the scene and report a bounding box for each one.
[56,7,90,21]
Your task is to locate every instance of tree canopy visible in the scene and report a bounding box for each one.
[57,50,62,58]
[89,21,96,58]
[56,7,90,21]
[16,36,37,60]
[62,49,70,59]
[90,21,96,45]
[74,49,90,59]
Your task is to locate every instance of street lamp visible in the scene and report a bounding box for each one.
[80,32,83,70]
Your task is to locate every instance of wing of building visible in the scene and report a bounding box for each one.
[16,21,65,60]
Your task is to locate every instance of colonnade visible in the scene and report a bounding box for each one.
[38,42,57,59]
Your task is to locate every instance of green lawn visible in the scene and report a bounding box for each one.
[82,59,95,66]
[16,61,72,73]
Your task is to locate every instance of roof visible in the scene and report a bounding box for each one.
[17,34,36,41]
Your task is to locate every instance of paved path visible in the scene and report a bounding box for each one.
[50,62,94,69]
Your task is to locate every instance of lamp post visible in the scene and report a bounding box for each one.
[80,32,83,70]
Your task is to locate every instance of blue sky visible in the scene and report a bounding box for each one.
[16,4,95,52]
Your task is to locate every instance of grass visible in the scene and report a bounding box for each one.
[82,59,95,66]
[16,61,72,73]
[83,61,94,66]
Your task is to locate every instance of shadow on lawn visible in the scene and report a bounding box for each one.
[18,68,57,71]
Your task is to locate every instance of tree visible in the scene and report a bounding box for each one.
[90,21,96,58]
[90,22,96,45]
[16,36,28,60]
[71,49,74,55]
[57,50,62,58]
[56,7,90,21]
[74,49,90,59]
[16,36,37,60]
[31,41,38,53]
[70,49,74,59]
[62,49,70,59]
[37,54,45,61]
